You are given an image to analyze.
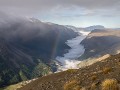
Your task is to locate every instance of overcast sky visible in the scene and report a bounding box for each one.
[0,0,120,28]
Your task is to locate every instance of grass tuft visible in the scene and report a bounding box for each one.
[101,79,119,90]
[102,67,112,74]
[91,75,97,81]
[64,79,81,90]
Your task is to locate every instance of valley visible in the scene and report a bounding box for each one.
[0,13,79,87]
[1,19,120,89]
[18,28,120,90]
[0,0,120,90]
[56,30,90,71]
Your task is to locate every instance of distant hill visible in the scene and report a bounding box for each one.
[85,25,105,31]
[65,25,105,32]
[19,53,120,90]
[79,29,120,59]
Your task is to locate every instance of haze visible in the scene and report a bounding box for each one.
[0,0,120,28]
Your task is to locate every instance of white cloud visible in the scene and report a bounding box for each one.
[0,0,120,16]
[0,0,120,27]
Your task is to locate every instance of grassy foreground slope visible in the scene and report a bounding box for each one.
[19,53,120,90]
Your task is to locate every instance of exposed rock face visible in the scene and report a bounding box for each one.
[79,29,120,59]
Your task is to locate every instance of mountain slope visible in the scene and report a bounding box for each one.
[0,14,78,87]
[79,29,120,59]
[85,25,105,31]
[19,53,120,90]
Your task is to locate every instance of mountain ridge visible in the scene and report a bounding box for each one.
[19,53,120,90]
[79,29,120,60]
[0,16,78,87]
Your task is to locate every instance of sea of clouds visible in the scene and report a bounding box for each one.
[56,30,90,71]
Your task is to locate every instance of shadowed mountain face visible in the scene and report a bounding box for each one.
[0,17,78,62]
[80,29,120,59]
[0,15,78,87]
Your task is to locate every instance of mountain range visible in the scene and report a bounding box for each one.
[0,16,78,87]
[0,14,120,89]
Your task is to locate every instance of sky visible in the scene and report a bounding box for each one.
[0,0,120,28]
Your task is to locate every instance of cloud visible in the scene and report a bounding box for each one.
[56,30,90,71]
[0,0,120,16]
[0,0,120,8]
[0,0,120,27]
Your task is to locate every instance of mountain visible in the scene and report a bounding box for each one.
[85,25,105,31]
[19,53,120,90]
[79,29,120,60]
[0,14,78,87]
[65,25,105,32]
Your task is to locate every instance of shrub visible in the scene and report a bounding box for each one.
[101,79,119,90]
[64,80,81,90]
[91,75,97,81]
[102,67,112,74]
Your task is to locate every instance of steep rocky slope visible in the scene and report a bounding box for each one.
[0,14,78,87]
[19,53,120,90]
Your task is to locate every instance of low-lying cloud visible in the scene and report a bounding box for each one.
[56,30,90,71]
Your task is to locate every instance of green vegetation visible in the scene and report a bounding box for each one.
[0,59,52,87]
[19,70,28,81]
[32,62,52,78]
[0,88,4,90]
[9,75,19,84]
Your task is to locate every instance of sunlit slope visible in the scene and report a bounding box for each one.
[80,29,120,59]
[19,53,120,90]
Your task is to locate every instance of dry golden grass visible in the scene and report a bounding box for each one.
[90,83,97,90]
[102,67,112,74]
[101,79,119,90]
[118,62,120,66]
[66,69,78,73]
[64,80,81,90]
